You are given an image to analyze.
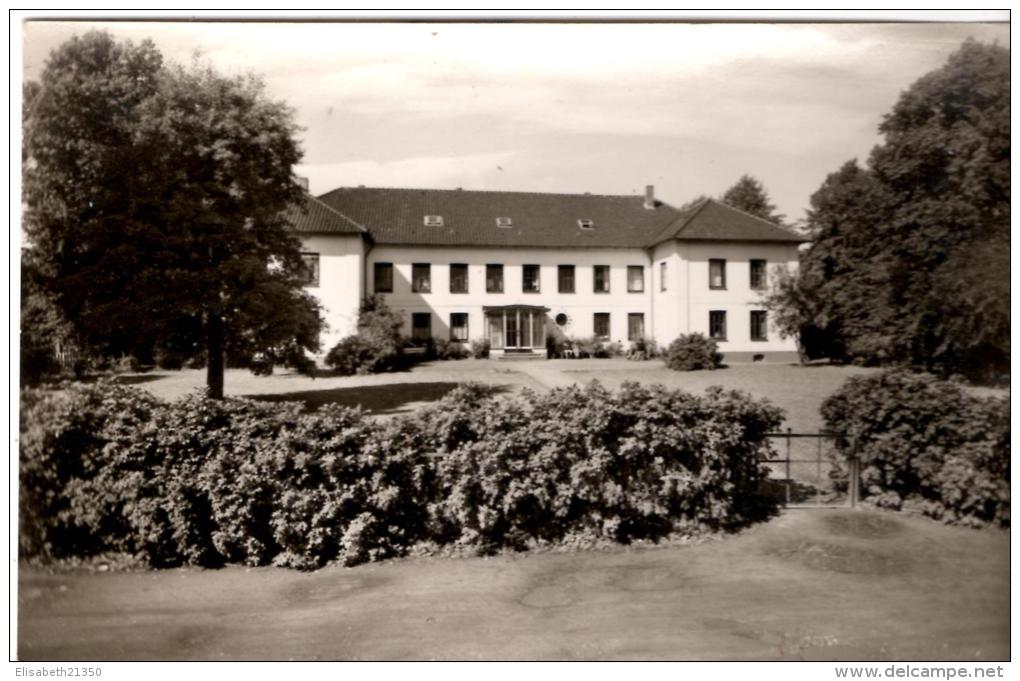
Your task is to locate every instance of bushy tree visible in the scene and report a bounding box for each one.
[719,175,785,224]
[767,40,1009,379]
[868,39,1009,378]
[22,31,321,397]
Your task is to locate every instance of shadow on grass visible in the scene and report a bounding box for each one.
[249,382,512,415]
[112,373,165,386]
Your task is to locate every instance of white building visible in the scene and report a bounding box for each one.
[288,185,804,362]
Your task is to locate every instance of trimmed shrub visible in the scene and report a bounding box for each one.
[19,383,161,559]
[821,370,1009,527]
[664,334,722,371]
[428,382,782,552]
[20,380,783,569]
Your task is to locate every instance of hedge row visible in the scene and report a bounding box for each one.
[821,370,1009,527]
[20,380,783,569]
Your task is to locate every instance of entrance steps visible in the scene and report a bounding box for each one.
[497,351,546,361]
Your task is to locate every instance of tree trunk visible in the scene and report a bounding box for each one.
[206,310,225,399]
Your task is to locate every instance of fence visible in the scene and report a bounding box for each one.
[763,429,860,508]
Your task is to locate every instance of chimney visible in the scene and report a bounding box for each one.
[643,184,656,210]
[296,176,309,192]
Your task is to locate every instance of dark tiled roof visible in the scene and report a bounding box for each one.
[662,198,805,243]
[284,195,365,235]
[288,186,804,247]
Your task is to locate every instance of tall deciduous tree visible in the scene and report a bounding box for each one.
[23,31,321,397]
[768,40,1009,379]
[868,39,1009,377]
[719,175,785,224]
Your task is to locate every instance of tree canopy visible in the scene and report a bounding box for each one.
[22,31,322,396]
[767,40,1009,379]
[719,175,785,224]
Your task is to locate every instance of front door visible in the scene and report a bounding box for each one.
[505,311,520,348]
[485,308,547,350]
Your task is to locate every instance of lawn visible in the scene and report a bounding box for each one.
[119,358,879,430]
[18,508,1008,661]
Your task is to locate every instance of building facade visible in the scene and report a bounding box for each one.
[288,185,805,362]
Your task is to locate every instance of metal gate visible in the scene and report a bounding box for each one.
[763,429,860,508]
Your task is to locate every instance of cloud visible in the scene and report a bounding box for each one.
[21,20,1010,221]
[295,151,518,194]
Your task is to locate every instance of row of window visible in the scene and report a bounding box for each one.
[711,258,768,290]
[300,254,769,293]
[710,310,769,342]
[379,262,646,295]
[412,311,649,342]
[411,310,768,343]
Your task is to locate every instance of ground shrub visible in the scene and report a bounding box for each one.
[626,338,659,361]
[664,334,722,371]
[470,339,490,359]
[278,343,318,376]
[325,336,376,375]
[20,380,783,569]
[325,296,404,375]
[434,338,470,360]
[821,370,1009,527]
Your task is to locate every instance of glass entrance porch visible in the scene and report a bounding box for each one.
[484,305,547,351]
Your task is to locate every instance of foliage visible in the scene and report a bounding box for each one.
[22,31,321,398]
[567,336,620,358]
[719,175,785,224]
[324,336,378,376]
[470,338,491,359]
[664,334,722,371]
[821,370,1009,527]
[771,41,1009,379]
[248,353,275,376]
[276,343,318,376]
[434,338,470,360]
[20,259,83,385]
[761,263,844,363]
[325,296,405,375]
[20,380,784,568]
[626,338,659,361]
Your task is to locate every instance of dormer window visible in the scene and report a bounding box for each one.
[424,215,444,227]
[496,217,513,228]
[578,219,594,230]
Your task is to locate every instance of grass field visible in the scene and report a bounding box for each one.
[18,508,1008,661]
[118,358,880,430]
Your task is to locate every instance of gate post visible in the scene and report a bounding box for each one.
[784,427,792,507]
[847,437,860,508]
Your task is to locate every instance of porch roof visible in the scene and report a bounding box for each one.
[482,304,550,313]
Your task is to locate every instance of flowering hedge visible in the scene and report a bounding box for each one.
[20,380,783,569]
[821,370,1009,527]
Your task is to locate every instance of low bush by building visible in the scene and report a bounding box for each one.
[821,370,1009,527]
[20,380,783,569]
[626,338,659,361]
[664,334,722,371]
[470,338,490,359]
[434,338,470,360]
[324,296,405,375]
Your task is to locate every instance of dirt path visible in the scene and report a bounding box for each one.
[18,509,1008,661]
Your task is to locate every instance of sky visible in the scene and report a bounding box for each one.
[21,18,1010,224]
